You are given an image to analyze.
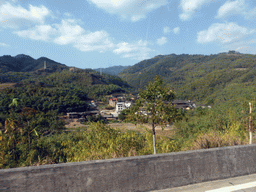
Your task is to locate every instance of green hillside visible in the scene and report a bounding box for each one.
[0,55,130,116]
[0,54,68,73]
[119,52,256,104]
[0,54,69,83]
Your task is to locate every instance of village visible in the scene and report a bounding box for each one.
[63,93,212,127]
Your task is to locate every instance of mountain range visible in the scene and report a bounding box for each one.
[118,51,256,104]
[94,65,130,76]
[0,54,68,73]
[1,52,256,105]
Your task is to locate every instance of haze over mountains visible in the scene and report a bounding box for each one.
[94,65,130,76]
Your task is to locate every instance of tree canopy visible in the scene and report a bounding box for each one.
[130,76,181,154]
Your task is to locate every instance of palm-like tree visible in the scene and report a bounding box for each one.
[9,98,18,108]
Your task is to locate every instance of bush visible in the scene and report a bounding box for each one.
[182,130,246,151]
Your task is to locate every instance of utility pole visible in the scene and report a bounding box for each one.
[249,102,253,144]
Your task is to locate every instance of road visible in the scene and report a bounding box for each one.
[151,173,256,192]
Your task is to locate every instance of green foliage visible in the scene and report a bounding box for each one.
[131,76,181,127]
[0,69,131,114]
[118,112,125,121]
[130,76,181,154]
[119,53,256,104]
[0,107,65,168]
[0,85,89,113]
[173,98,252,151]
[0,122,178,168]
[56,123,178,161]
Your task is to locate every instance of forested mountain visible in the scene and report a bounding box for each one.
[1,52,255,169]
[0,54,68,73]
[0,54,70,83]
[94,65,130,75]
[0,54,130,116]
[119,51,256,104]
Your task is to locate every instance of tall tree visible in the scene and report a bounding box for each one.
[131,76,181,154]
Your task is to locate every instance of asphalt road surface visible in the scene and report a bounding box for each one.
[151,173,256,192]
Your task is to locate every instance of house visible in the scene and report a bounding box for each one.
[66,110,100,119]
[172,100,195,110]
[109,98,118,107]
[196,104,212,109]
[116,102,125,113]
[89,100,97,109]
[124,101,132,109]
[115,101,133,113]
[102,114,117,120]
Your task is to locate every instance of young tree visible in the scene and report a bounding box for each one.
[131,76,181,154]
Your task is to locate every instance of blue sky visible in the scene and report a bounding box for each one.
[1,0,256,69]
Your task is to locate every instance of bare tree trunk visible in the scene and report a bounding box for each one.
[152,122,157,155]
[249,102,253,144]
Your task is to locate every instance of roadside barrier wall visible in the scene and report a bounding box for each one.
[1,144,256,192]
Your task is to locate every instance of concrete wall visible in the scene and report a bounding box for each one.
[1,144,256,192]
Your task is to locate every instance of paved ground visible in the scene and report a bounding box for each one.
[151,173,256,192]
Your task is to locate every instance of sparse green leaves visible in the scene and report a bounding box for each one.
[133,76,179,126]
[131,76,181,154]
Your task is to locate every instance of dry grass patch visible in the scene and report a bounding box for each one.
[0,83,16,90]
[108,123,175,138]
[186,131,246,150]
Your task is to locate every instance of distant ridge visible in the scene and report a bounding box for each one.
[0,54,68,73]
[118,51,256,102]
[94,65,130,75]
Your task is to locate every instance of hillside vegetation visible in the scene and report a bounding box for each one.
[119,52,256,104]
[118,52,256,152]
[0,54,68,73]
[0,69,130,117]
[0,55,132,168]
[0,54,68,83]
[1,52,256,169]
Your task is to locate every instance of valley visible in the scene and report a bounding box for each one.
[0,52,255,169]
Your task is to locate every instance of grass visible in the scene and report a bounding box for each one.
[0,83,16,90]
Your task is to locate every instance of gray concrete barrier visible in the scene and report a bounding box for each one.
[1,144,256,192]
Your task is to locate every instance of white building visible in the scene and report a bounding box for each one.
[116,102,125,113]
[115,101,132,113]
[124,101,132,109]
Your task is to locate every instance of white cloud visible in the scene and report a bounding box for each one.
[15,25,57,41]
[53,20,85,45]
[216,0,245,18]
[74,31,115,52]
[15,19,115,53]
[222,38,256,54]
[113,40,153,60]
[0,42,10,47]
[197,22,255,44]
[64,12,72,17]
[216,0,256,19]
[179,0,211,21]
[163,26,180,35]
[163,26,171,34]
[235,46,256,54]
[173,27,180,34]
[157,36,167,45]
[87,0,168,22]
[9,2,153,58]
[0,2,51,28]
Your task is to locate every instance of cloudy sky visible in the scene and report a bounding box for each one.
[1,0,256,69]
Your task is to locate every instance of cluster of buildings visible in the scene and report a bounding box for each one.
[109,98,133,113]
[64,93,211,122]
